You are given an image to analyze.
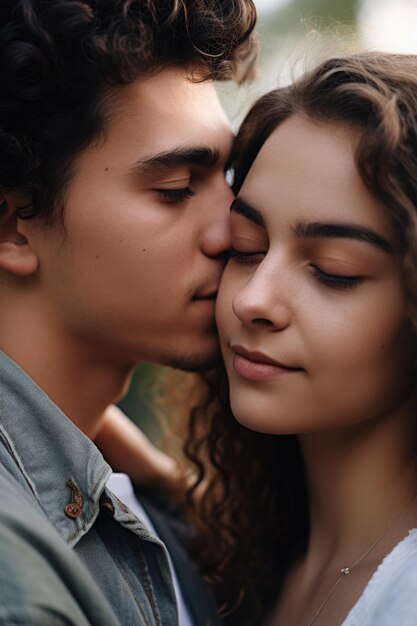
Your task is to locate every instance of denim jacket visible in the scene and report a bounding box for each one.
[0,351,178,626]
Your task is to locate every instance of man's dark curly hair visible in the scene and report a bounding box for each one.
[0,0,257,222]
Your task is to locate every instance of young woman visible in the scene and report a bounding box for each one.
[184,53,417,626]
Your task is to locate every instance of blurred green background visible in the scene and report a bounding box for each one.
[119,0,417,442]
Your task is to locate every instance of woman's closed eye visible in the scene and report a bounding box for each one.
[227,244,364,287]
[227,247,266,265]
[310,265,363,290]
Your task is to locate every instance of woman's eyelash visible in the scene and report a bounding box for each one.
[227,252,362,289]
[311,266,362,290]
[157,188,194,203]
[227,248,265,264]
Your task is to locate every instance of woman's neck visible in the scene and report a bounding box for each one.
[299,401,417,577]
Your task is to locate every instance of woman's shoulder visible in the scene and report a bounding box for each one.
[343,529,417,626]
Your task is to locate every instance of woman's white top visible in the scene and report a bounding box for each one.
[342,528,417,625]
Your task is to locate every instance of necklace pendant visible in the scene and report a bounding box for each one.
[341,567,351,576]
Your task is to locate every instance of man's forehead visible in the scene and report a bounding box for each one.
[101,69,233,167]
[114,68,225,116]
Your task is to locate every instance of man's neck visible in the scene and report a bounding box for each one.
[0,328,134,438]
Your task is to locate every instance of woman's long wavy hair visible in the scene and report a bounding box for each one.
[183,53,417,624]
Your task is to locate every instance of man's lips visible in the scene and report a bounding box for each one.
[230,344,303,381]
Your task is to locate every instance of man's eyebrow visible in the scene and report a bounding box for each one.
[293,221,394,254]
[231,196,266,227]
[131,146,220,175]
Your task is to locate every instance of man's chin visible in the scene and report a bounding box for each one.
[166,347,222,373]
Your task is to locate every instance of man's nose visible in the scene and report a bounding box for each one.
[200,181,234,258]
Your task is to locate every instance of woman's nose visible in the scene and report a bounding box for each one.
[232,263,291,330]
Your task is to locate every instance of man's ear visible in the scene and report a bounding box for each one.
[0,191,39,276]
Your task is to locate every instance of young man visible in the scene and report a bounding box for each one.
[0,1,257,624]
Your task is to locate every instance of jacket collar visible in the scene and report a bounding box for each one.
[0,351,112,546]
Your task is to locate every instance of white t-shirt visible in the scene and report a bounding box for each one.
[343,528,417,625]
[107,473,194,626]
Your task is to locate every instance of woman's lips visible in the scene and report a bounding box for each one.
[231,345,302,381]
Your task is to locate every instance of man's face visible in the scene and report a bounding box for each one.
[26,68,233,371]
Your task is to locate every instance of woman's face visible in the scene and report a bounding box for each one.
[216,114,415,435]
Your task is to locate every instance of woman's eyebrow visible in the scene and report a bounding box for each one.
[231,199,394,253]
[230,196,266,227]
[293,221,394,254]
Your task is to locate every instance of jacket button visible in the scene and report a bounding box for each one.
[64,503,82,519]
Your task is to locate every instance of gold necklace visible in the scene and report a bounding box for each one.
[306,490,417,626]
